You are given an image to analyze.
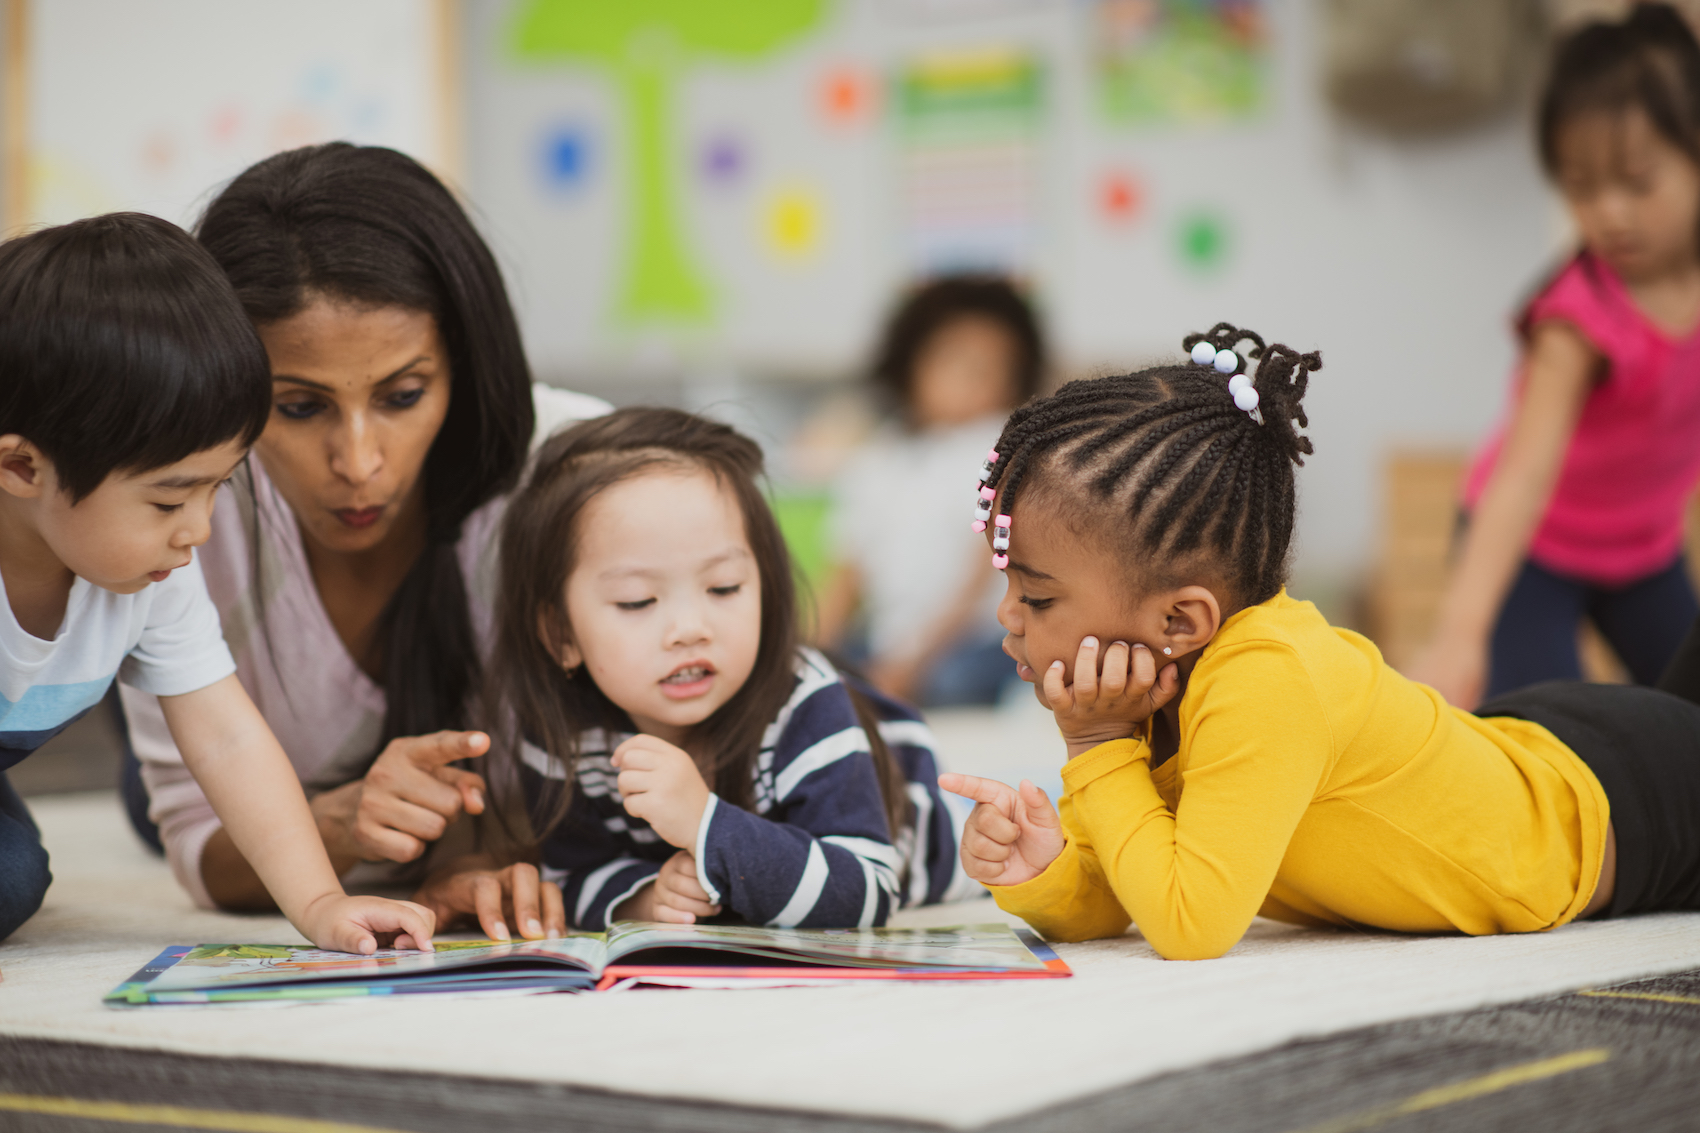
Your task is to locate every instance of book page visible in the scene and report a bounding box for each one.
[603,923,1048,971]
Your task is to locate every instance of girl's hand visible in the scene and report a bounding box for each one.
[1042,637,1179,758]
[612,735,711,849]
[938,774,1064,887]
[412,857,565,942]
[614,851,723,924]
[298,893,436,955]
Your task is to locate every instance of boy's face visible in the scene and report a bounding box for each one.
[0,438,246,594]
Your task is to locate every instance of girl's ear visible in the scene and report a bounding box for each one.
[0,435,48,500]
[1162,585,1222,655]
[535,608,583,671]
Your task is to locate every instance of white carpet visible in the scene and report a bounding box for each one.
[5,788,1700,1129]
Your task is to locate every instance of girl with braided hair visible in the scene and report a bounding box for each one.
[942,323,1700,960]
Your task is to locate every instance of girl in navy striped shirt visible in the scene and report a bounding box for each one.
[416,408,976,938]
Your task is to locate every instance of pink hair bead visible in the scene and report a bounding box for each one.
[992,553,1009,570]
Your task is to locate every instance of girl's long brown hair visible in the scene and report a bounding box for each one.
[487,408,805,846]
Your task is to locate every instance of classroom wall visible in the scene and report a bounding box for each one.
[0,0,1566,590]
[459,0,1565,589]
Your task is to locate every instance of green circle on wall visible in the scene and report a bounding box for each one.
[1177,211,1229,270]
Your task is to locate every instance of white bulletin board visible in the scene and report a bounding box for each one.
[3,0,457,233]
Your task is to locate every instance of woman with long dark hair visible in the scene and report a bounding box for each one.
[119,143,607,909]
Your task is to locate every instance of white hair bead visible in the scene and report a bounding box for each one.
[1190,340,1217,366]
[1233,386,1260,412]
[1228,373,1252,395]
[1213,348,1239,374]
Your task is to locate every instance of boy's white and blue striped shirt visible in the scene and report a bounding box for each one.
[522,647,978,930]
[0,556,234,771]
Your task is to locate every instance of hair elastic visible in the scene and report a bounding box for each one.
[969,450,1000,530]
[991,514,1011,570]
[1194,343,1263,424]
[971,486,995,532]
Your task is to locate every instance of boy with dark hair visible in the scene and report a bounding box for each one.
[0,213,435,950]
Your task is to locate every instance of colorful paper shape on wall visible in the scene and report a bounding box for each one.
[1176,209,1229,269]
[540,124,593,190]
[511,0,830,327]
[820,64,876,125]
[700,134,747,185]
[1098,169,1144,222]
[763,183,824,259]
[1092,0,1266,125]
[895,45,1043,275]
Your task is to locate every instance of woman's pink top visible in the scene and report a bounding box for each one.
[1464,253,1700,586]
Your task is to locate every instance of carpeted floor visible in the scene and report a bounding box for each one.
[6,790,1700,1132]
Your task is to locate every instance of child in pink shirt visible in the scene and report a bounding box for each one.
[1412,5,1700,708]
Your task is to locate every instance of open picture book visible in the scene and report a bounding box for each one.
[105,922,1070,1005]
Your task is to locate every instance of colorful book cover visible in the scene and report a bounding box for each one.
[105,923,1070,1006]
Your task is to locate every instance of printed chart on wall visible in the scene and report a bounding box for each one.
[476,0,1271,377]
[3,0,457,232]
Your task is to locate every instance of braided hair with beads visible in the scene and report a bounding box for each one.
[980,322,1321,607]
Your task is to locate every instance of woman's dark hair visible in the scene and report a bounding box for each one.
[871,275,1047,417]
[197,142,536,751]
[489,407,910,845]
[983,322,1320,609]
[0,213,269,501]
[1537,3,1700,176]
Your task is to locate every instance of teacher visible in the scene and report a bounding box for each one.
[120,143,607,909]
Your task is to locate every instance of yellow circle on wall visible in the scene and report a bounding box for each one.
[762,184,823,261]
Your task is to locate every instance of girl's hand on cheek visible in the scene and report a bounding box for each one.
[1044,637,1179,758]
[612,735,712,849]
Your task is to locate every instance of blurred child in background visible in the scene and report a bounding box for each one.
[815,276,1047,707]
[1411,5,1700,709]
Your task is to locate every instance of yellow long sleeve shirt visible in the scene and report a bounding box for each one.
[991,592,1611,960]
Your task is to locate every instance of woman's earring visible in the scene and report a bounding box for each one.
[1162,646,1173,656]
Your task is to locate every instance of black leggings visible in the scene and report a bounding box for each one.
[1479,681,1700,918]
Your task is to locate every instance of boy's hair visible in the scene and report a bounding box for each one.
[488,408,912,846]
[983,323,1320,609]
[0,213,270,501]
[197,142,537,758]
[1537,4,1700,176]
[871,275,1048,415]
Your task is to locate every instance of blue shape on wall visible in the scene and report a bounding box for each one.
[541,124,592,191]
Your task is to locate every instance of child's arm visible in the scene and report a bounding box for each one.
[159,675,435,953]
[613,727,905,928]
[1407,321,1598,709]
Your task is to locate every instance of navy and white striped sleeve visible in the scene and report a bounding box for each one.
[693,661,903,928]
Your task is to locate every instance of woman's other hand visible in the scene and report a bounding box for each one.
[412,856,564,941]
[315,730,490,864]
[938,774,1064,887]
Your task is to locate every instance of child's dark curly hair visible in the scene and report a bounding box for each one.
[982,322,1321,607]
